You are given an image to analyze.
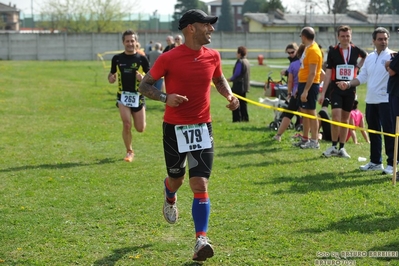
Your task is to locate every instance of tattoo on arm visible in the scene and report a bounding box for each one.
[212,75,233,98]
[138,73,163,101]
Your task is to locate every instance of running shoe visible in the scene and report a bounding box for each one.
[293,138,308,147]
[359,162,384,171]
[124,150,134,162]
[322,146,338,157]
[163,192,178,224]
[338,148,350,158]
[300,140,320,149]
[192,235,214,261]
[383,165,394,175]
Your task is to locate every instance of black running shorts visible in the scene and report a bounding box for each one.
[162,122,214,179]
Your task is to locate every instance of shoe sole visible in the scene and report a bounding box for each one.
[382,171,394,175]
[293,143,306,147]
[322,153,338,158]
[359,168,383,171]
[193,244,214,261]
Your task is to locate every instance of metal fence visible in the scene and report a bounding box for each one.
[1,31,399,61]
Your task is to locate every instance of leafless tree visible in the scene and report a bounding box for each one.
[37,0,138,33]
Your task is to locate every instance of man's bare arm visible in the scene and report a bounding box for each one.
[138,73,164,101]
[212,75,233,98]
[138,73,188,107]
[212,75,239,111]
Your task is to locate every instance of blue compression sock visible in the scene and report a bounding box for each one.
[192,192,210,237]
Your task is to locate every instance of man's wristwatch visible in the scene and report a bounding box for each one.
[160,93,167,103]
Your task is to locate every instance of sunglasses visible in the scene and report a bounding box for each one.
[287,51,295,55]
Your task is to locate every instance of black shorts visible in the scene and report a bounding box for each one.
[163,122,214,179]
[281,96,299,120]
[329,87,356,112]
[318,109,332,141]
[297,83,319,110]
[116,93,145,112]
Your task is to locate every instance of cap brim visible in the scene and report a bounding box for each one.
[200,16,218,25]
[178,16,218,30]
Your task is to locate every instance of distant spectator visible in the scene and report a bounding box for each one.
[163,35,175,53]
[386,50,399,178]
[228,46,250,122]
[273,43,304,141]
[149,42,163,91]
[145,40,153,59]
[337,27,394,174]
[280,42,299,77]
[294,27,323,149]
[174,35,183,47]
[317,99,369,144]
[319,25,367,158]
[136,42,146,56]
[347,99,370,144]
[149,42,162,67]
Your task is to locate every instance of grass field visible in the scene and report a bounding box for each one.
[1,60,399,266]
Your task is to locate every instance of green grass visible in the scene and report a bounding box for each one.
[1,60,399,265]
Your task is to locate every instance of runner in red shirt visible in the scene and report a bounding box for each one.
[138,9,239,262]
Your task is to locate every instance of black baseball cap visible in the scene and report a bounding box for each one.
[178,9,218,30]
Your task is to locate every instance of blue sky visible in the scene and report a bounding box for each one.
[12,0,366,17]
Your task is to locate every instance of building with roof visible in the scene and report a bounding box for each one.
[0,2,20,31]
[207,0,245,32]
[243,10,399,34]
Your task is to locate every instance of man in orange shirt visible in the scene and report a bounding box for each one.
[294,27,323,149]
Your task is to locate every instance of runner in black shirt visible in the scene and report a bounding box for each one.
[108,30,150,162]
[319,25,367,158]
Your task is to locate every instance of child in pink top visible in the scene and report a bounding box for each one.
[347,100,370,144]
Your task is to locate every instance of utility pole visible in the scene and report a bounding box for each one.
[153,10,158,33]
[31,0,33,32]
[392,4,396,33]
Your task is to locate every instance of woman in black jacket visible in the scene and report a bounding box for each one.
[228,46,250,122]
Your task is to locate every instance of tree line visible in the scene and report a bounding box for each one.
[33,0,399,33]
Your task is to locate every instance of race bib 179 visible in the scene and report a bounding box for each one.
[174,124,212,153]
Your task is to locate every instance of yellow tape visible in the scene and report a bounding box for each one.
[96,54,397,139]
[97,51,124,69]
[233,93,398,138]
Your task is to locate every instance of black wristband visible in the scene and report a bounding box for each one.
[160,93,167,103]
